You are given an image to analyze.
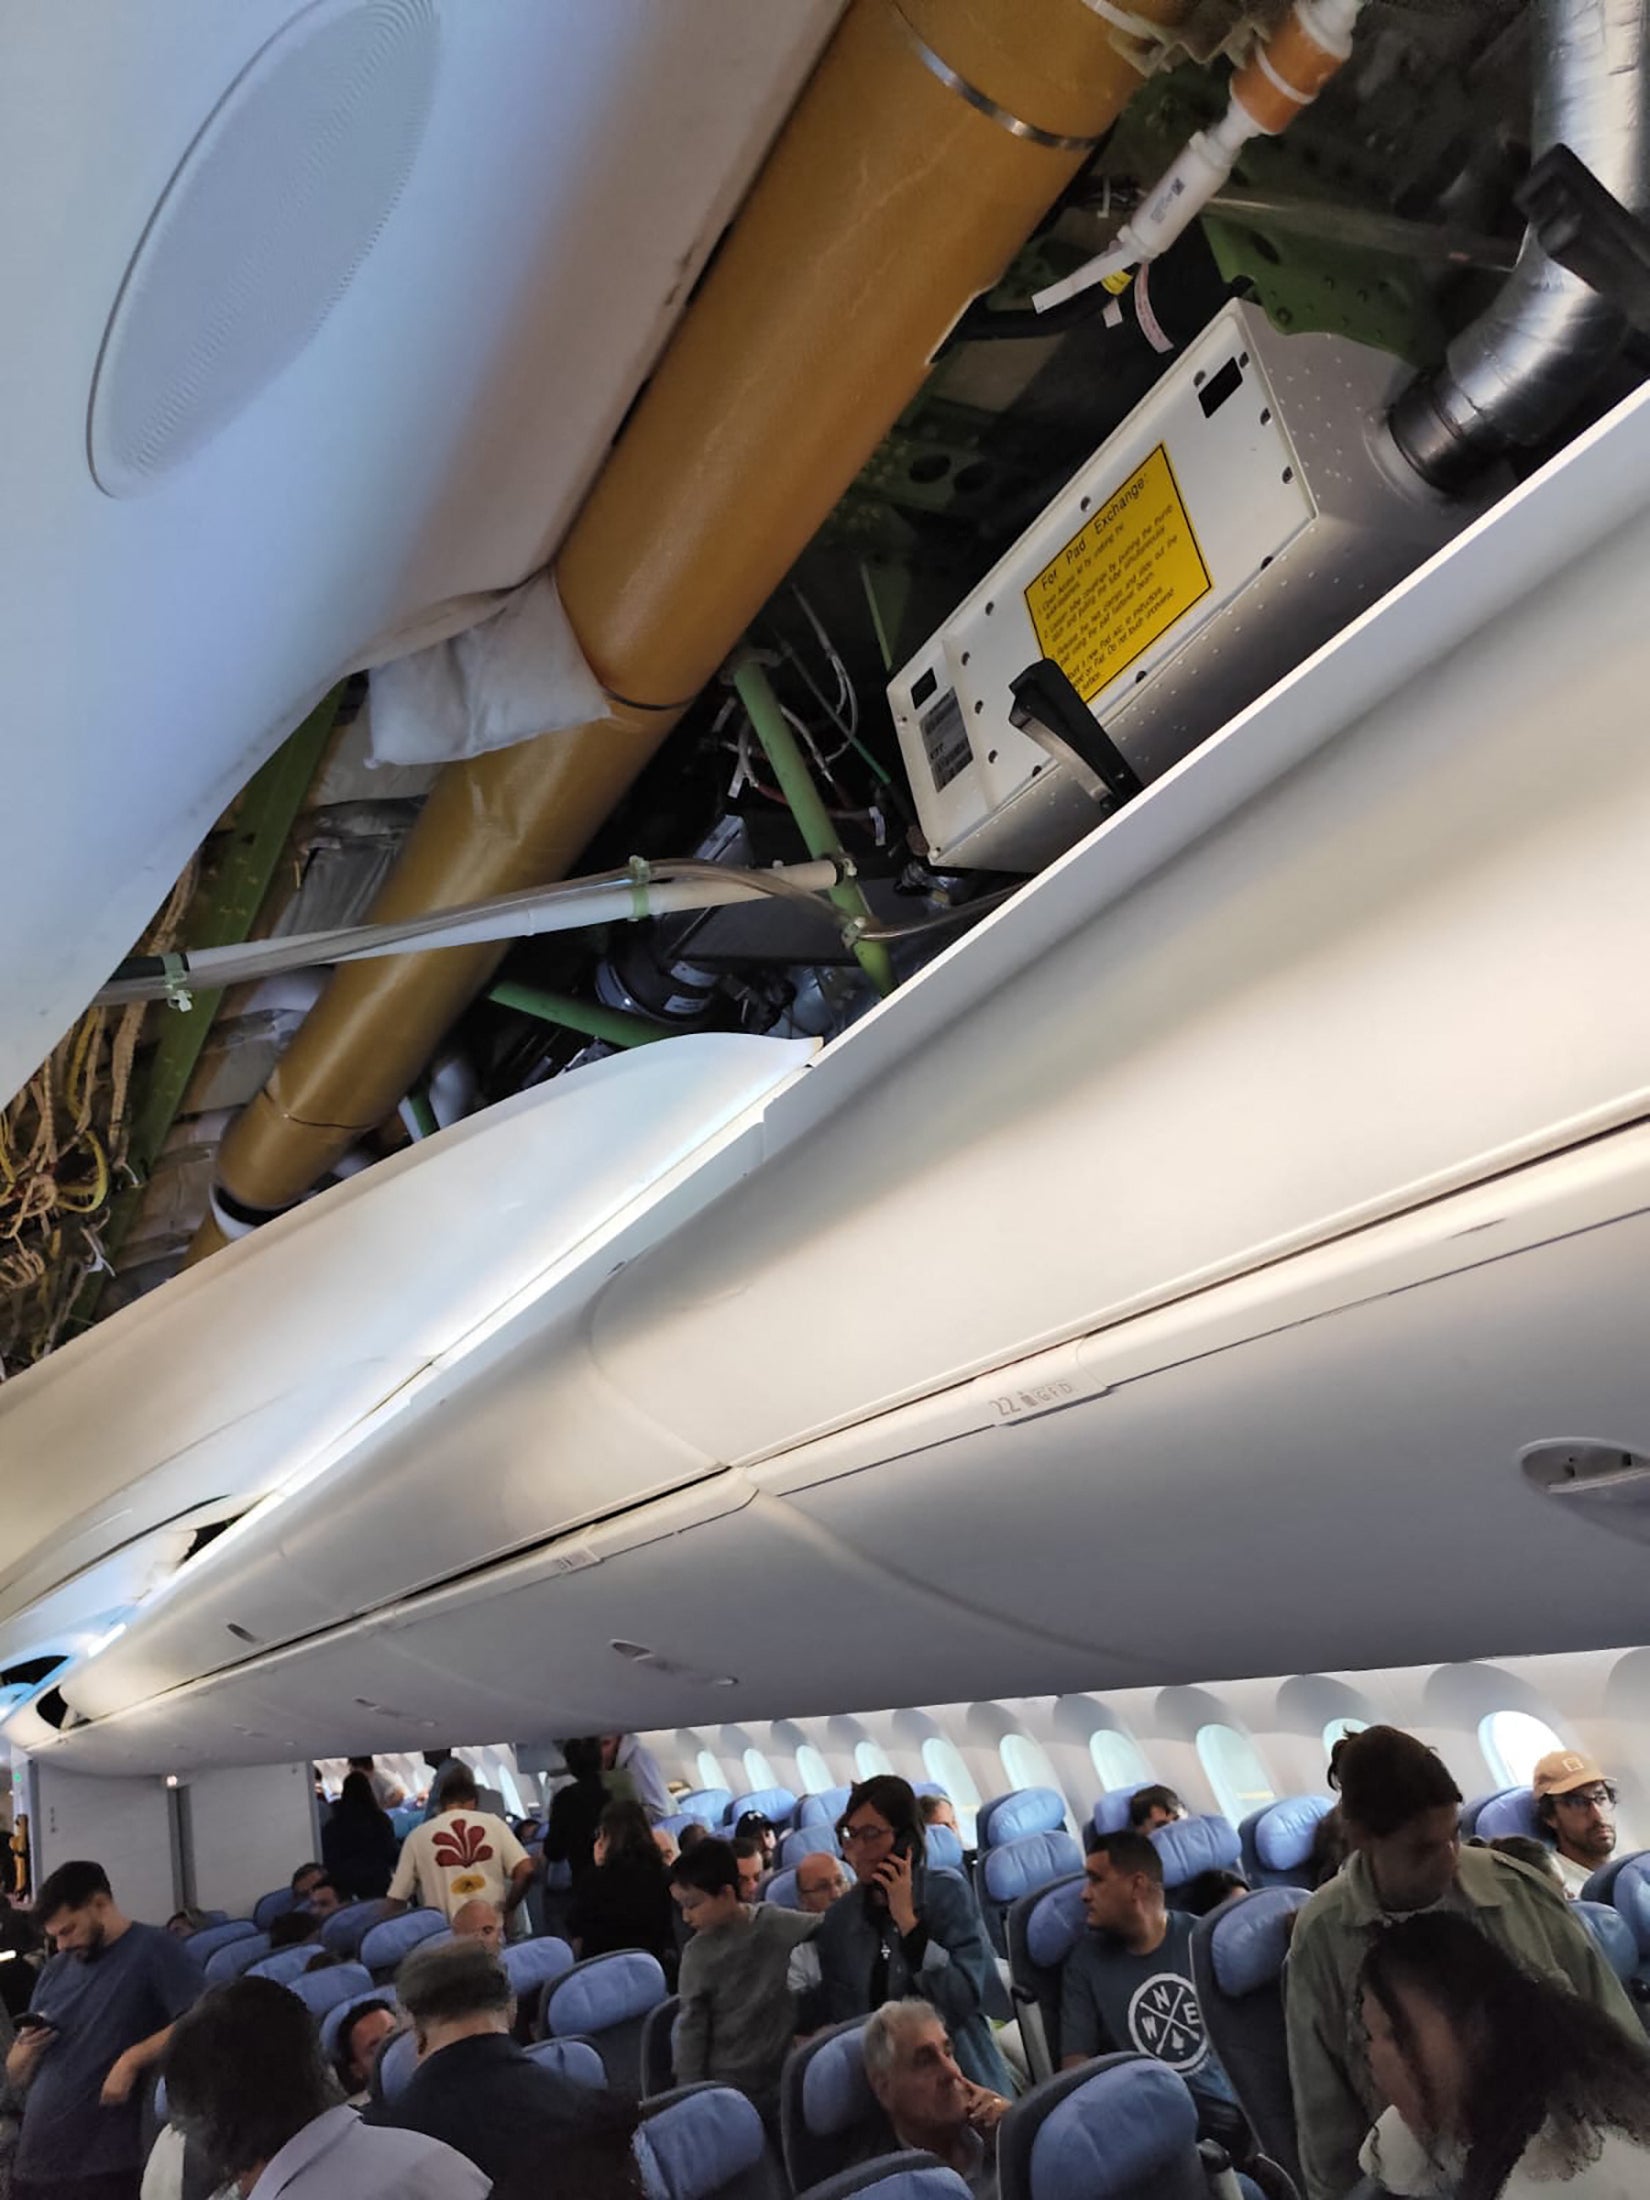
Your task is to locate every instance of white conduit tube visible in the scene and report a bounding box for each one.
[1034,0,1369,312]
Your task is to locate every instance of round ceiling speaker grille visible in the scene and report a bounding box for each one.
[88,0,438,496]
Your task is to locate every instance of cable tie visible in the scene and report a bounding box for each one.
[1078,0,1186,73]
[160,954,194,1013]
[626,855,653,923]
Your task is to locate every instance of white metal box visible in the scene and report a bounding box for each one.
[888,300,1464,871]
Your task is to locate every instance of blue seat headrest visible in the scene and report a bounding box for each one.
[803,2024,874,2135]
[763,1868,803,1911]
[1576,1899,1639,1981]
[636,2087,765,2200]
[186,1920,258,1963]
[1154,1814,1241,1888]
[1026,1877,1087,1972]
[1473,1789,1543,1844]
[359,1909,446,1971]
[548,1950,667,2036]
[1208,1886,1310,1997]
[287,1962,374,2021]
[675,1789,734,1825]
[730,1786,798,1830]
[1614,1856,1650,1955]
[204,1934,271,1984]
[983,1829,1082,1905]
[527,2037,607,2089]
[1032,2058,1198,2195]
[798,1787,854,1828]
[377,2026,419,2102]
[319,1989,391,2066]
[979,1788,1068,1848]
[502,1936,575,1995]
[828,2167,974,2199]
[924,1824,964,1872]
[1091,1785,1154,1838]
[1253,1796,1335,1873]
[246,1947,316,1985]
[252,1888,299,1930]
[658,1813,704,1840]
[782,1825,841,1868]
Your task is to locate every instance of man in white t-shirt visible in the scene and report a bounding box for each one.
[387,1766,533,1924]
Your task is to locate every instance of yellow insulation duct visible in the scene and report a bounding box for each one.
[197,0,1190,1251]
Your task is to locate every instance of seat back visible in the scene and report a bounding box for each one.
[1584,1847,1650,1905]
[1473,1789,1544,1844]
[997,2053,1208,2200]
[798,1787,854,1830]
[763,1868,804,1911]
[1612,1854,1650,1963]
[205,1932,271,1984]
[923,1825,964,1873]
[1458,1788,1521,1836]
[1239,1796,1334,1889]
[782,1825,842,1869]
[730,1787,799,1834]
[978,1789,1068,1852]
[660,1813,708,1842]
[637,2081,785,2200]
[794,2154,974,2199]
[526,2036,608,2088]
[781,2017,893,2192]
[373,2024,420,2105]
[1007,1873,1086,2080]
[980,1830,1082,1955]
[286,1962,374,2022]
[501,1933,574,2031]
[321,1898,393,1958]
[544,1948,668,2090]
[642,1993,681,2097]
[1576,1899,1639,1984]
[1153,1816,1242,1906]
[1089,1786,1156,1841]
[1190,1885,1309,2189]
[246,1946,321,1985]
[185,1919,259,1965]
[359,1907,447,1981]
[676,1789,735,1827]
[252,1887,300,1931]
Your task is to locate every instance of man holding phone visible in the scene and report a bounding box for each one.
[6,1859,200,2200]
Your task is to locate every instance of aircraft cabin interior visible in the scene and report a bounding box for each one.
[5,1,1650,2196]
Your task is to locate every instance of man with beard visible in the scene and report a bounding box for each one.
[5,1860,201,2200]
[1533,1749,1621,1896]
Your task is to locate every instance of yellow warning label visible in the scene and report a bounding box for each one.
[1024,444,1211,704]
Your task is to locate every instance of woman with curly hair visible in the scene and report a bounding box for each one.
[1357,1910,1650,2197]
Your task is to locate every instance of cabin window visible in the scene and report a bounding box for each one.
[855,1740,893,1779]
[1323,1717,1367,1759]
[1000,1733,1063,1800]
[1479,1709,1566,1789]
[695,1749,726,1792]
[1196,1724,1277,1822]
[921,1738,982,1843]
[795,1744,834,1798]
[742,1747,777,1793]
[1090,1729,1153,1795]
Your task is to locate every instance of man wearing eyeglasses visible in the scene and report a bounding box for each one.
[1533,1751,1619,1896]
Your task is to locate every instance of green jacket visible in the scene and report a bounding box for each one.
[1284,1844,1640,2200]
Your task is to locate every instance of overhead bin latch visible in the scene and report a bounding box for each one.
[1008,658,1146,812]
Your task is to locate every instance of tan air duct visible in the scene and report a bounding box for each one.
[194,0,1192,1254]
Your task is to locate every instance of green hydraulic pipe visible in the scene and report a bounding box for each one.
[404,1082,440,1139]
[487,980,665,1049]
[728,650,897,997]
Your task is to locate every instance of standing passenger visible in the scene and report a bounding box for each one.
[600,1735,671,1824]
[670,1840,816,2129]
[1286,1726,1640,2200]
[6,1861,201,2200]
[387,1765,533,1926]
[542,1738,608,1885]
[568,1803,675,1963]
[322,1770,399,1900]
[812,1776,1015,2096]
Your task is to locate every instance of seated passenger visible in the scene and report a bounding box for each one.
[1534,1750,1619,1897]
[1358,1911,1650,2197]
[289,1861,325,1906]
[268,1907,323,1951]
[542,1737,608,1886]
[1482,1833,1565,1890]
[733,1812,779,1873]
[671,1837,817,2125]
[920,1794,962,1840]
[166,1975,485,2198]
[1127,1784,1185,1832]
[323,1769,399,1901]
[1286,1725,1640,2200]
[368,1941,637,2192]
[387,1765,533,1926]
[788,1852,851,2005]
[303,1875,344,1922]
[812,1775,1015,2095]
[333,1998,399,2106]
[165,1908,209,1939]
[568,1801,675,1963]
[1061,1830,1248,2155]
[450,1898,503,1954]
[863,2000,1009,2199]
[600,1733,672,1824]
[732,1837,767,1906]
[349,1755,408,1811]
[677,1822,710,1855]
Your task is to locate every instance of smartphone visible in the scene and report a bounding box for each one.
[14,2013,55,2033]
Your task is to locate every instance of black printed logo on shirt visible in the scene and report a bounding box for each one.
[1127,1972,1208,2072]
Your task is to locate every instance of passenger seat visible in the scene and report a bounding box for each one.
[542,1948,668,2090]
[1189,1886,1309,2190]
[796,2156,974,2198]
[980,1830,1083,1959]
[797,1787,854,1831]
[995,2053,1273,2200]
[728,1786,799,1833]
[780,2018,892,2192]
[1237,1798,1334,1890]
[359,1907,446,1983]
[1006,1873,1085,2081]
[1153,1817,1243,1908]
[636,2081,786,2200]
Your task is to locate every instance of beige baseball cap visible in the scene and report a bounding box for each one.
[1531,1749,1608,1799]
